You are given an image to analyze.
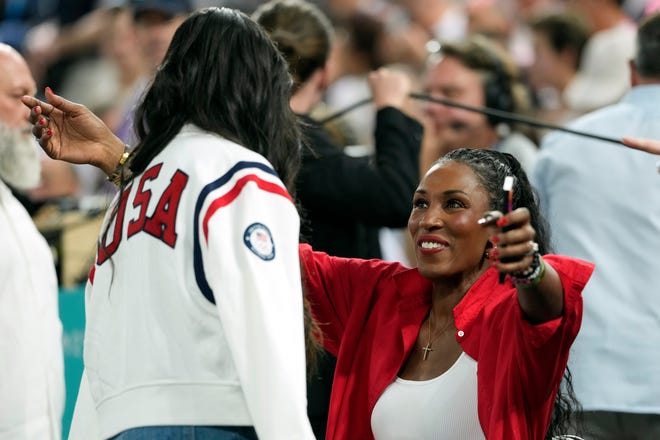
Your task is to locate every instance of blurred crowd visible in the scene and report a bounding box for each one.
[0,0,655,212]
[2,0,660,439]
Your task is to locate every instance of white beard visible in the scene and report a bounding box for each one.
[0,122,42,191]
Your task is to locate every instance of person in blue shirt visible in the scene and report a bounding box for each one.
[533,12,660,439]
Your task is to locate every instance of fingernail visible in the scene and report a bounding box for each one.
[38,118,46,126]
[35,106,41,115]
[46,86,54,94]
[491,235,500,244]
[46,129,52,136]
[496,217,508,227]
[490,248,499,259]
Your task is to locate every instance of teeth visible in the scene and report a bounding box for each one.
[421,241,444,249]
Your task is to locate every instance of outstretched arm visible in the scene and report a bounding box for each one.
[483,208,564,324]
[21,88,126,176]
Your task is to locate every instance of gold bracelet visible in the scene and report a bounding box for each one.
[108,146,131,187]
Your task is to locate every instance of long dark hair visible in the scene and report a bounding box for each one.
[128,7,301,192]
[437,148,579,439]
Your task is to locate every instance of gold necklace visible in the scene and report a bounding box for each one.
[421,312,454,361]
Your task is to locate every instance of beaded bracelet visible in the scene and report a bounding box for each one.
[108,146,131,187]
[510,252,546,288]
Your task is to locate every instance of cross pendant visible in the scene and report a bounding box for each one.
[422,342,433,360]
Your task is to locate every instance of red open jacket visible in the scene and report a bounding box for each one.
[300,244,594,440]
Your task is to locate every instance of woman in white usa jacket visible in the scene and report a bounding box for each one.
[24,7,314,440]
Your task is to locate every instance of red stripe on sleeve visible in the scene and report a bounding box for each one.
[202,174,292,242]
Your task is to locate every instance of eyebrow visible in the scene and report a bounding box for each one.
[415,189,469,197]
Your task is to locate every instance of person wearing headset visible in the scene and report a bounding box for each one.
[420,35,539,176]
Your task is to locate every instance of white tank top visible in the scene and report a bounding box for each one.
[371,352,486,440]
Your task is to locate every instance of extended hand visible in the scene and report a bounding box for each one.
[480,208,537,275]
[21,87,126,176]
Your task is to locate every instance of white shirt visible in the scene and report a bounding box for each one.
[0,179,64,440]
[371,352,485,439]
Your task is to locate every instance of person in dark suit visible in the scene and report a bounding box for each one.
[252,1,422,437]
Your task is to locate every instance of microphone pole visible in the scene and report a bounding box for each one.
[318,92,625,146]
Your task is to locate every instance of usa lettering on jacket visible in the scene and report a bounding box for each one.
[97,163,189,265]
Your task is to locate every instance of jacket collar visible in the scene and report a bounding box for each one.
[392,266,502,355]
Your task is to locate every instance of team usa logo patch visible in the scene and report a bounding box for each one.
[243,223,275,261]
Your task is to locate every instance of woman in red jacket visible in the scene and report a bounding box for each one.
[301,148,594,440]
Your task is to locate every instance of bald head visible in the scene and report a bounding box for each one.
[0,44,36,129]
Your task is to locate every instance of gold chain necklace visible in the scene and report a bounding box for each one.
[421,312,454,361]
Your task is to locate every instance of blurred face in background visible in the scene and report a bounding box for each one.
[423,55,498,150]
[0,45,41,190]
[529,30,562,89]
[134,10,187,74]
[103,9,146,82]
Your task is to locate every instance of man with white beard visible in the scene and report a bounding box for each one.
[0,43,64,440]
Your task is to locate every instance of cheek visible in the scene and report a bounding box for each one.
[462,88,487,108]
[407,213,419,236]
[451,215,488,248]
[452,215,477,234]
[0,99,27,128]
[0,99,12,119]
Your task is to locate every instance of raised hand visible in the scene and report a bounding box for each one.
[368,68,412,111]
[480,208,537,276]
[21,87,126,176]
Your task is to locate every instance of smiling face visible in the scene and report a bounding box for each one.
[408,160,493,281]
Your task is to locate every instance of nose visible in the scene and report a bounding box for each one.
[22,104,31,124]
[418,207,445,231]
